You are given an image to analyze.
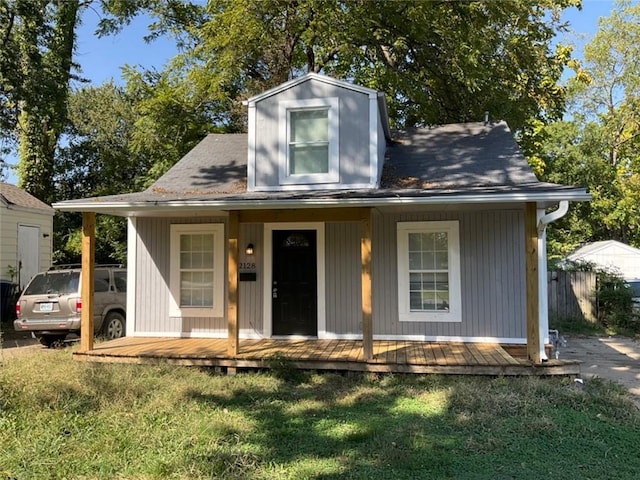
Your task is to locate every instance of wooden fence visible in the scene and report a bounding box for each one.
[547,271,597,322]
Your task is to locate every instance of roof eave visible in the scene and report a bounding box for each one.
[53,190,591,216]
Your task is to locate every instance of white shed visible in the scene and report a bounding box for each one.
[0,183,54,289]
[567,240,640,280]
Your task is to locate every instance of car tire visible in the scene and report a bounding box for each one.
[101,311,126,340]
[40,334,67,348]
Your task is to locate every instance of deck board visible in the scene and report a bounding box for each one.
[73,337,580,376]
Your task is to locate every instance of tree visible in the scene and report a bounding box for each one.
[0,0,83,201]
[541,1,640,259]
[100,0,579,131]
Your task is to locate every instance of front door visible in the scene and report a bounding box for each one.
[272,230,317,336]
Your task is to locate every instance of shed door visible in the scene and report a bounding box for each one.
[272,230,317,336]
[17,225,40,289]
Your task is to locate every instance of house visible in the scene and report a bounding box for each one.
[567,240,640,280]
[0,183,54,289]
[54,73,590,365]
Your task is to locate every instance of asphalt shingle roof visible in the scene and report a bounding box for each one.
[0,183,54,214]
[54,121,588,209]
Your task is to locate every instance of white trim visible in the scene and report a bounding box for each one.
[278,98,339,185]
[369,93,379,187]
[53,191,591,215]
[132,330,526,344]
[252,183,374,192]
[169,223,225,318]
[245,72,379,105]
[133,331,227,339]
[373,334,526,344]
[263,222,326,338]
[397,221,462,322]
[247,104,257,191]
[126,217,137,337]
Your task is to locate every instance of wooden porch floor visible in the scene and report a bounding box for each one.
[73,338,580,376]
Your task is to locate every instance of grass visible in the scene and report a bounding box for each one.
[1,348,639,479]
[551,316,640,339]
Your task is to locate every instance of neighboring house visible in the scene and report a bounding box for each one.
[567,240,640,280]
[0,183,54,289]
[54,73,590,362]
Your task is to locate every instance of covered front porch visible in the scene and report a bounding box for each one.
[76,203,549,367]
[73,337,580,376]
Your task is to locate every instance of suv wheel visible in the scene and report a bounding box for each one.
[40,334,67,349]
[101,312,126,340]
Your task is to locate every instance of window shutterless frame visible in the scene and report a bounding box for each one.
[278,97,340,185]
[169,223,225,318]
[397,221,462,322]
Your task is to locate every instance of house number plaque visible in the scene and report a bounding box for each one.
[239,262,257,282]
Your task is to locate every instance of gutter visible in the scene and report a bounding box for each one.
[53,191,591,214]
[536,200,570,361]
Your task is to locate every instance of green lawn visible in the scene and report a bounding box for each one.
[1,347,639,479]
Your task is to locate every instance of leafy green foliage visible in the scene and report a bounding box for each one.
[542,2,640,257]
[9,0,81,204]
[597,273,637,330]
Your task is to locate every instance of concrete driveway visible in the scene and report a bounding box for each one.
[562,336,640,403]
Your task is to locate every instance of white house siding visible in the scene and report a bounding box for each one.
[0,206,53,284]
[371,208,527,342]
[254,81,371,188]
[134,216,228,337]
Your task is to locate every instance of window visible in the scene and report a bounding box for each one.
[397,221,462,322]
[169,224,225,318]
[279,97,339,185]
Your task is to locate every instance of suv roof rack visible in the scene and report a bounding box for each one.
[48,264,125,271]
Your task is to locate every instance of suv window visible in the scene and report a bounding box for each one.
[113,271,127,292]
[23,271,80,295]
[94,269,110,293]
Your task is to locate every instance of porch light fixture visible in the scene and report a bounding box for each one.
[245,243,254,255]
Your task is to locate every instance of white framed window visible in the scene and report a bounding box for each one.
[169,223,225,318]
[397,221,462,322]
[279,97,339,185]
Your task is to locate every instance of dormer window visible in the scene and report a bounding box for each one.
[279,97,339,185]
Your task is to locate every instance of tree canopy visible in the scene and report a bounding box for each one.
[541,0,640,260]
[2,0,589,262]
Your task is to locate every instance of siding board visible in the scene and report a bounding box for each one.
[325,223,361,335]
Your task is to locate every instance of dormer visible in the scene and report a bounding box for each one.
[245,73,391,191]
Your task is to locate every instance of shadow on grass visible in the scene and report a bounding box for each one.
[182,373,471,479]
[182,372,640,480]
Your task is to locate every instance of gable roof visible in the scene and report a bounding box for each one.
[0,183,54,215]
[53,121,590,216]
[245,72,381,105]
[568,240,640,260]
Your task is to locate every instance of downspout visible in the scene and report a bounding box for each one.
[537,200,569,360]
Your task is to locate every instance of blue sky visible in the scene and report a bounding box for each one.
[2,0,624,184]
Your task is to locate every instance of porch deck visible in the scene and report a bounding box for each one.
[74,338,580,376]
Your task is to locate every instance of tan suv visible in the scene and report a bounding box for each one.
[13,265,127,348]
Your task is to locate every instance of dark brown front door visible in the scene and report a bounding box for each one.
[272,230,317,336]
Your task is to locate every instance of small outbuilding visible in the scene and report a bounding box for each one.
[0,183,54,289]
[567,240,640,280]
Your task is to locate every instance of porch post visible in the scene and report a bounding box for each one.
[227,211,239,356]
[80,212,95,352]
[525,202,541,364]
[361,209,373,361]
